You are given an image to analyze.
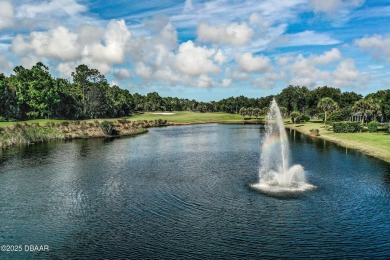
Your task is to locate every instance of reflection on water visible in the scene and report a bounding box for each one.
[0,124,389,259]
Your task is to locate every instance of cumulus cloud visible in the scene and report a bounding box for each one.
[0,0,14,29]
[197,22,253,46]
[0,54,12,72]
[272,49,339,87]
[287,54,331,86]
[17,0,87,19]
[214,49,228,65]
[175,41,220,76]
[311,48,341,65]
[135,62,153,80]
[11,26,80,61]
[197,75,214,88]
[355,35,390,62]
[273,49,363,88]
[308,0,364,18]
[222,78,232,87]
[333,59,361,87]
[113,69,132,79]
[236,52,271,73]
[86,20,131,65]
[11,19,131,75]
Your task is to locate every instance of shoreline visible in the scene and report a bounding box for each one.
[284,123,390,164]
[0,119,167,150]
[2,117,389,164]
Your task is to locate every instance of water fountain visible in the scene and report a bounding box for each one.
[251,99,315,195]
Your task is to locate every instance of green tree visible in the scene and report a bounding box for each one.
[71,64,108,118]
[279,106,288,118]
[290,111,301,125]
[352,99,372,125]
[252,108,261,119]
[239,107,247,119]
[317,97,338,126]
[277,85,309,114]
[0,73,18,119]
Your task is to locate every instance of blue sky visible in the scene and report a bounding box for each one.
[0,0,389,101]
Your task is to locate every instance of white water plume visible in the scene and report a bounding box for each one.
[251,99,315,195]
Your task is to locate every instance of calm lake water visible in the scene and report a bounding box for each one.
[0,124,389,259]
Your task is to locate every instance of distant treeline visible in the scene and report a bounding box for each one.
[0,62,389,122]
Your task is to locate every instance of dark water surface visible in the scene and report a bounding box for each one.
[0,124,389,259]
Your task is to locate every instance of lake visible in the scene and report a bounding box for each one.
[0,124,389,258]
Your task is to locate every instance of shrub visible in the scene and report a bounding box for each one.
[100,121,114,135]
[0,116,6,122]
[290,111,301,124]
[301,115,310,122]
[310,129,320,136]
[328,111,343,123]
[367,121,378,133]
[333,121,362,133]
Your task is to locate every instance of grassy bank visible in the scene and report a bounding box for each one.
[4,112,389,164]
[285,121,390,163]
[127,111,246,124]
[0,119,167,149]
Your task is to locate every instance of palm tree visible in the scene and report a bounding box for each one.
[279,106,288,118]
[290,111,301,125]
[317,97,338,126]
[352,99,372,125]
[252,108,261,120]
[239,107,247,119]
[247,107,254,119]
[261,107,269,117]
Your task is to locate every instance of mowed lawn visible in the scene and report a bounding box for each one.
[128,111,244,124]
[1,114,390,163]
[285,121,390,163]
[0,112,244,128]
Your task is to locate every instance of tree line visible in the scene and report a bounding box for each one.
[0,62,389,122]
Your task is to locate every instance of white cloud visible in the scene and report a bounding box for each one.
[285,31,341,46]
[236,52,271,73]
[287,54,331,86]
[11,19,132,75]
[273,49,364,88]
[197,22,253,46]
[308,0,364,18]
[355,35,390,62]
[0,54,12,72]
[16,0,87,19]
[0,0,13,29]
[175,41,220,77]
[272,48,345,87]
[249,13,271,30]
[214,49,227,65]
[86,20,131,65]
[222,78,232,87]
[311,48,341,65]
[135,62,153,80]
[333,59,361,87]
[197,75,214,88]
[12,26,80,61]
[113,69,132,79]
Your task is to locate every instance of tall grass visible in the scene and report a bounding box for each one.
[0,124,63,148]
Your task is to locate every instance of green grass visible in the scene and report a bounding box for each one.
[0,119,68,127]
[127,111,246,124]
[0,112,249,127]
[285,121,390,163]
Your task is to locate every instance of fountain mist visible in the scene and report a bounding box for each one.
[251,99,315,195]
